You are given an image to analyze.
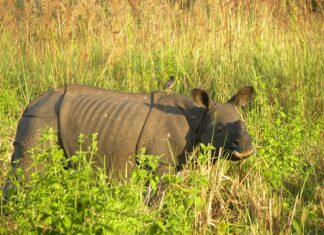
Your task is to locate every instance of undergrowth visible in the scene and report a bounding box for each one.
[2,129,321,234]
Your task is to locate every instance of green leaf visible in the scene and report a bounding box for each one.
[63,215,72,229]
[292,219,302,234]
[44,216,53,225]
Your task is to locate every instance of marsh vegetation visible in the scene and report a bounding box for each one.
[0,0,323,233]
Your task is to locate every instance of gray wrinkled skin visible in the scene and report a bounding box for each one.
[8,84,255,181]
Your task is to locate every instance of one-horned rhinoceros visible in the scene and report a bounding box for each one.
[10,84,255,179]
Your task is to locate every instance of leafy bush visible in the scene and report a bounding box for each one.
[3,130,156,234]
[258,109,306,188]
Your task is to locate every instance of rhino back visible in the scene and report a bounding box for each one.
[59,85,151,174]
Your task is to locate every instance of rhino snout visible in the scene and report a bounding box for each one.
[229,135,254,159]
[232,148,254,159]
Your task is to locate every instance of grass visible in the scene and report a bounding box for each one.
[0,0,323,234]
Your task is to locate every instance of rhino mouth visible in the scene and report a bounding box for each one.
[232,149,254,159]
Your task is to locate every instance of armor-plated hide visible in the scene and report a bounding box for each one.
[59,86,152,175]
[11,85,209,178]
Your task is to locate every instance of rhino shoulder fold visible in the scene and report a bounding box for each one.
[153,93,208,133]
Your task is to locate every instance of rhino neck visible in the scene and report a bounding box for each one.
[150,93,208,149]
[174,98,209,147]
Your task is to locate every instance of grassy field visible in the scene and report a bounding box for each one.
[0,0,323,234]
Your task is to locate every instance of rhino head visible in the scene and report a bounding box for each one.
[192,86,255,160]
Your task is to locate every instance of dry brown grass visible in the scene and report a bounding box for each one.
[2,1,322,56]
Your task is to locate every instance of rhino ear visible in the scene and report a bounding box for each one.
[192,88,210,108]
[228,86,255,107]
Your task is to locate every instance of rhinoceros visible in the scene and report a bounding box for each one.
[9,84,255,180]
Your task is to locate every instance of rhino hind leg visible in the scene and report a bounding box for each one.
[2,116,59,201]
[3,88,66,201]
[14,115,60,177]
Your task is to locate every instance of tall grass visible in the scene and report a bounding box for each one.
[0,0,323,234]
